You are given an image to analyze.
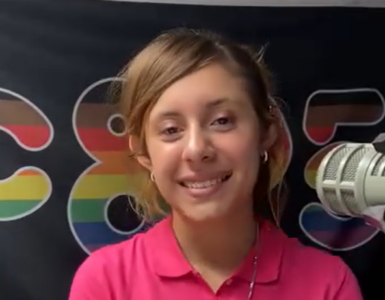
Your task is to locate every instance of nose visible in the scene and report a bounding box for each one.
[181,127,215,163]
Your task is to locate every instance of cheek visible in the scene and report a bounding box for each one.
[151,154,177,178]
[150,153,178,205]
[231,137,260,168]
[230,137,261,187]
[147,141,180,184]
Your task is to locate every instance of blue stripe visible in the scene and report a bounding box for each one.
[301,210,368,231]
[73,222,153,244]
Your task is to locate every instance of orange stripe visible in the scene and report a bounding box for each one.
[306,157,323,170]
[18,169,41,176]
[87,151,145,175]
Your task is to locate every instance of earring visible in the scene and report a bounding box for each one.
[262,151,268,163]
[150,172,155,182]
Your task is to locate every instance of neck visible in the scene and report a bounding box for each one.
[171,207,257,274]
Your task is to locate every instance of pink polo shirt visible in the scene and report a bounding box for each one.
[69,217,363,300]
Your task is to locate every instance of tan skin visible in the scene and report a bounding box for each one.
[130,63,276,292]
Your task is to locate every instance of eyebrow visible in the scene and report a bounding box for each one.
[206,97,229,108]
[155,98,231,120]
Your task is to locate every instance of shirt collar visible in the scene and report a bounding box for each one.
[149,216,192,277]
[236,221,284,283]
[147,216,284,283]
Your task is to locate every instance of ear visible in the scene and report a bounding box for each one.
[261,122,278,153]
[129,135,153,171]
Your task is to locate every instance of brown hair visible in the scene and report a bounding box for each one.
[115,28,288,225]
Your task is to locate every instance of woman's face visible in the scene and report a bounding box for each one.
[138,63,270,222]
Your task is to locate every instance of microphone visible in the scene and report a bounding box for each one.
[315,133,385,231]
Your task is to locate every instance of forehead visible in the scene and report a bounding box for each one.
[149,64,252,119]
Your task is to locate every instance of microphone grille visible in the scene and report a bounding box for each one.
[323,145,352,181]
[317,144,372,216]
[372,156,385,176]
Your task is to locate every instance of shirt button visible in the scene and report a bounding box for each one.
[226,279,233,285]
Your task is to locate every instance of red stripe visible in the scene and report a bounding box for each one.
[1,125,51,149]
[305,127,334,144]
[76,128,126,151]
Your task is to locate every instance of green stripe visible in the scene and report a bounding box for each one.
[70,198,170,223]
[71,199,107,223]
[0,200,41,218]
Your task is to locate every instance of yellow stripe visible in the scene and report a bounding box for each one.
[72,174,146,199]
[0,175,50,200]
[304,170,317,189]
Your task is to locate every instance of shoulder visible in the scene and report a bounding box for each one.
[277,229,363,300]
[68,225,158,300]
[282,233,343,271]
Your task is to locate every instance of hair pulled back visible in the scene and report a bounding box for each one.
[115,28,288,225]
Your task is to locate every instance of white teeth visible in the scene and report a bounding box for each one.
[183,176,227,189]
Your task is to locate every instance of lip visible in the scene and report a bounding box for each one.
[178,171,232,183]
[179,172,232,198]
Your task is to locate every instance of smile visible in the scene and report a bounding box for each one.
[180,173,232,189]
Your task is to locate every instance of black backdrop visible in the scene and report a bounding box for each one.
[1,0,385,299]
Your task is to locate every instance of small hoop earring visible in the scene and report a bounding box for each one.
[150,172,155,182]
[263,151,268,163]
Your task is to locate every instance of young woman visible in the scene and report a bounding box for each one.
[69,28,363,300]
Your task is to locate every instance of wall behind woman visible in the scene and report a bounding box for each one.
[0,0,384,299]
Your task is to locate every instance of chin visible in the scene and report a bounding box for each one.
[178,203,232,223]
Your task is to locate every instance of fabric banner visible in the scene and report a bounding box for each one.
[0,0,384,299]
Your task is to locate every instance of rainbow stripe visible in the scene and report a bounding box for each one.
[69,95,149,254]
[1,125,51,148]
[304,142,342,189]
[305,127,334,145]
[300,203,378,250]
[0,169,51,220]
[0,96,53,221]
[69,153,148,252]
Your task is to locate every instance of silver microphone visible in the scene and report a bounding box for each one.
[316,133,385,231]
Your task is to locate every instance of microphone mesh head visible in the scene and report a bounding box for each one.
[316,143,373,216]
[372,156,385,176]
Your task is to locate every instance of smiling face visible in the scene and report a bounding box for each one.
[136,63,267,222]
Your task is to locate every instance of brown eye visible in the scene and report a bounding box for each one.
[214,117,230,125]
[161,126,179,135]
[211,116,235,131]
